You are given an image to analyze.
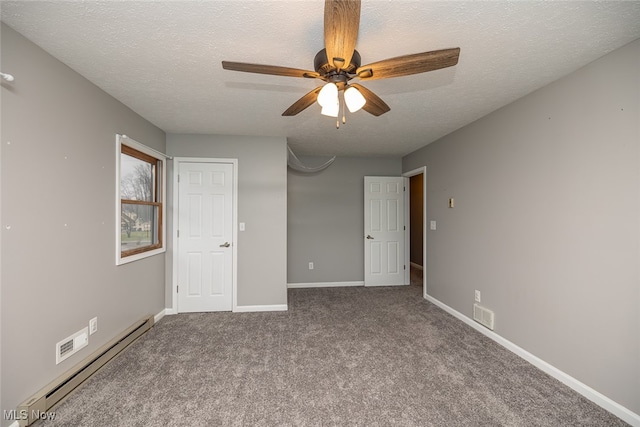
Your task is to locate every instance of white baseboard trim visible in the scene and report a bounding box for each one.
[233,304,288,313]
[287,281,364,289]
[410,262,424,271]
[8,421,19,427]
[154,308,177,324]
[424,294,640,426]
[153,309,166,324]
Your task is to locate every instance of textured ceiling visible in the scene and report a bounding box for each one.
[2,1,640,157]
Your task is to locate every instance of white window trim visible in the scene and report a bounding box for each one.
[115,134,167,265]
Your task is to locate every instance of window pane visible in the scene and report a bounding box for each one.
[121,203,158,252]
[120,153,154,201]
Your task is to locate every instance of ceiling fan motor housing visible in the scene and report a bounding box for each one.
[314,48,361,89]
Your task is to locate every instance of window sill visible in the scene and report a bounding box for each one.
[116,247,166,265]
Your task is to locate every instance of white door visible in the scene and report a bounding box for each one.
[178,162,234,312]
[364,176,406,286]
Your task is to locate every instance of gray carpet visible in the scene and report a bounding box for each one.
[38,282,627,426]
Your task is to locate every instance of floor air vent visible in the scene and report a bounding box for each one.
[17,316,154,426]
[473,303,495,330]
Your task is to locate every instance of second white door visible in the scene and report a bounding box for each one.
[364,176,406,286]
[178,161,234,312]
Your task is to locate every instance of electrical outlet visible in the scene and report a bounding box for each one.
[89,317,98,335]
[475,290,481,303]
[308,262,314,270]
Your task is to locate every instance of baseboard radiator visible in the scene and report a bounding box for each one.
[17,315,154,426]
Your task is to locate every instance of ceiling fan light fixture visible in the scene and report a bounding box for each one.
[317,82,338,107]
[344,86,366,113]
[321,101,339,117]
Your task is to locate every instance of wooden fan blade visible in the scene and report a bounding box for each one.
[222,61,319,79]
[356,48,460,81]
[350,83,390,116]
[282,87,323,116]
[324,0,361,69]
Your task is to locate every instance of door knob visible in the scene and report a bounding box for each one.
[220,242,231,247]
[366,235,374,239]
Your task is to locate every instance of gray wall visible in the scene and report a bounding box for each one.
[166,134,288,307]
[403,39,640,414]
[288,156,401,284]
[1,24,166,424]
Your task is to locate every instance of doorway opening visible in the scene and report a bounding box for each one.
[403,167,427,297]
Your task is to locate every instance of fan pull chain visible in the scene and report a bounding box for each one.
[342,94,347,124]
[335,91,346,129]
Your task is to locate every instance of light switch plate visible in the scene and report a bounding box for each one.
[430,220,437,230]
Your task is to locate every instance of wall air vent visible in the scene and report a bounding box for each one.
[473,303,495,330]
[56,327,88,364]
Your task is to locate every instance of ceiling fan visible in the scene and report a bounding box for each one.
[222,0,460,120]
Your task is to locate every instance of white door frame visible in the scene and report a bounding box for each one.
[403,166,427,298]
[170,157,238,313]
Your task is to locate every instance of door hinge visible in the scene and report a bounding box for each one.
[177,285,179,293]
[404,226,406,230]
[404,265,406,270]
[177,229,180,238]
[177,174,180,183]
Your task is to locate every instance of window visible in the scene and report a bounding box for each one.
[116,135,166,264]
